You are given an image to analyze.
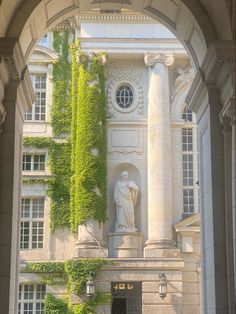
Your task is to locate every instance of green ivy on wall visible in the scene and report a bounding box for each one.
[25,259,111,313]
[44,294,73,314]
[70,42,108,232]
[51,30,72,137]
[48,141,71,231]
[23,42,107,232]
[23,137,71,230]
[65,258,106,294]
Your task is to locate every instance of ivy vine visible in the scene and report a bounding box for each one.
[23,42,107,232]
[51,30,72,137]
[44,294,72,314]
[24,259,111,313]
[23,137,71,230]
[70,42,108,231]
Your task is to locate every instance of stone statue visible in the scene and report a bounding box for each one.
[113,171,139,232]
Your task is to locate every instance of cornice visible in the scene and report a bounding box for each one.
[174,213,200,233]
[53,14,156,29]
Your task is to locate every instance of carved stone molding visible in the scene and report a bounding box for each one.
[201,41,236,85]
[187,41,236,113]
[144,52,174,67]
[106,69,144,117]
[0,39,34,119]
[2,55,20,80]
[219,97,236,131]
[0,102,6,134]
[53,13,155,30]
[0,38,25,81]
[171,67,195,100]
[220,115,232,133]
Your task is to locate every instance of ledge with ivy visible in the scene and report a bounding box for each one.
[23,259,112,313]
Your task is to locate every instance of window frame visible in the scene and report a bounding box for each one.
[25,73,47,122]
[18,284,45,314]
[20,197,45,250]
[22,154,46,172]
[182,123,198,215]
[116,84,134,109]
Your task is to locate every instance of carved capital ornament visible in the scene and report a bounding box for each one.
[144,52,174,67]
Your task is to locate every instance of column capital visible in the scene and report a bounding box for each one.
[0,38,26,80]
[220,114,232,133]
[220,97,236,127]
[144,52,174,67]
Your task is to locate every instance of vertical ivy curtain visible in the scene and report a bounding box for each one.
[70,43,107,232]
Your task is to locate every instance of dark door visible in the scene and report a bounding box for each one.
[111,282,142,314]
[112,298,127,314]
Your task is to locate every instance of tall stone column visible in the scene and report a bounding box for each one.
[0,39,34,313]
[227,100,236,303]
[220,113,235,312]
[144,53,176,257]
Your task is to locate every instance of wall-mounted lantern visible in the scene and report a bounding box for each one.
[86,273,95,300]
[159,273,167,299]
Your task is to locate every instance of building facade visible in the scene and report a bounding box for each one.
[18,13,200,314]
[0,1,235,313]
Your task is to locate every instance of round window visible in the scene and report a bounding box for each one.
[116,84,134,109]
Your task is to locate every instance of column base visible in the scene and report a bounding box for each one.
[144,239,180,258]
[73,239,108,258]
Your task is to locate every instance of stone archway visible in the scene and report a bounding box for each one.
[6,0,217,66]
[0,1,235,313]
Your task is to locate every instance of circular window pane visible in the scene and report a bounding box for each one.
[116,85,134,109]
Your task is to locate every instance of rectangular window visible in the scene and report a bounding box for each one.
[25,74,46,121]
[182,127,195,214]
[182,154,193,186]
[183,188,194,213]
[18,284,45,314]
[182,128,193,151]
[182,106,193,122]
[20,198,44,250]
[22,154,45,171]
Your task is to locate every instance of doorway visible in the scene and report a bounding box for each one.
[111,282,142,314]
[112,298,127,314]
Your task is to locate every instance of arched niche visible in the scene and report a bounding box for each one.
[106,162,142,235]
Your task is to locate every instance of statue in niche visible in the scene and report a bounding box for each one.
[113,171,139,232]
